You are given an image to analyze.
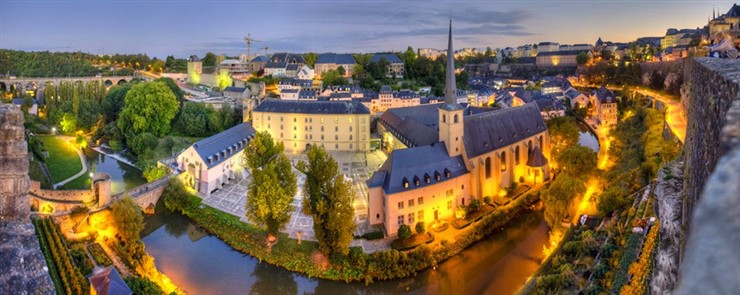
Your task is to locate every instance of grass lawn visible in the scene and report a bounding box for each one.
[37,136,83,183]
[61,174,90,190]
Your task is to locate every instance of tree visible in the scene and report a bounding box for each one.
[415,222,426,234]
[117,81,179,143]
[101,84,131,122]
[398,224,412,239]
[556,146,598,179]
[202,52,217,67]
[143,165,168,182]
[402,46,416,63]
[111,196,144,244]
[176,102,209,136]
[124,276,164,295]
[296,145,356,256]
[304,52,318,68]
[542,175,585,229]
[321,69,348,86]
[244,131,297,236]
[337,66,346,77]
[546,116,580,160]
[597,186,629,215]
[60,113,77,134]
[576,52,590,65]
[129,132,158,156]
[154,77,184,103]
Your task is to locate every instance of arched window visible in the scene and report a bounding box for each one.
[539,135,543,149]
[528,140,533,154]
[515,146,520,165]
[442,114,446,123]
[485,157,492,179]
[454,114,459,123]
[501,152,507,171]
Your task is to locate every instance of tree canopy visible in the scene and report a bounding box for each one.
[244,131,297,235]
[546,116,581,160]
[556,145,598,179]
[117,81,179,143]
[296,145,356,256]
[111,196,144,244]
[542,174,585,229]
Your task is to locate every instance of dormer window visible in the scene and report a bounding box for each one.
[435,171,441,181]
[425,174,431,184]
[403,178,409,188]
[414,176,421,186]
[444,168,451,178]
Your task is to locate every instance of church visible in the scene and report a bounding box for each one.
[367,21,552,236]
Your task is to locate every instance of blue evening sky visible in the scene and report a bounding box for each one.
[0,0,733,58]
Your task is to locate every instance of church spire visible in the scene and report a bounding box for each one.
[443,19,462,110]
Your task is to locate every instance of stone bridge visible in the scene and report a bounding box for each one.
[0,75,148,92]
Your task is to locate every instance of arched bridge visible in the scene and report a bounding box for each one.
[0,74,152,92]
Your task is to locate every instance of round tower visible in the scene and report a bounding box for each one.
[92,172,112,208]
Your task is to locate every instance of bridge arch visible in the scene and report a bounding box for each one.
[104,79,113,87]
[117,79,127,85]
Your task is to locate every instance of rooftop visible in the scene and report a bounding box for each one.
[191,123,256,169]
[253,99,370,115]
[316,53,356,65]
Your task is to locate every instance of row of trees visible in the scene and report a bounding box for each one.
[0,49,168,77]
[244,131,356,256]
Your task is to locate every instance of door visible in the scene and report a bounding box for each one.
[434,210,439,221]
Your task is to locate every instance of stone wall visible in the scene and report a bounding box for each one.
[671,58,740,294]
[0,104,30,221]
[680,58,740,231]
[30,180,94,203]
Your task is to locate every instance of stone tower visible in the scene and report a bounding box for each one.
[0,104,29,222]
[438,19,465,157]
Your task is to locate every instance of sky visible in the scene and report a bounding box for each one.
[0,0,735,59]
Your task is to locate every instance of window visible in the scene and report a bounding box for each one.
[397,215,404,226]
[442,114,446,123]
[454,114,459,123]
[293,126,297,131]
[408,214,414,225]
[349,126,353,132]
[461,185,464,190]
[349,118,353,124]
[293,118,297,122]
[350,135,353,140]
[501,152,507,171]
[417,210,424,221]
[268,116,271,121]
[334,118,338,124]
[398,202,404,209]
[335,135,338,140]
[539,135,543,149]
[447,200,452,210]
[515,146,520,165]
[335,144,338,149]
[321,118,325,124]
[418,197,424,205]
[408,199,414,207]
[528,140,533,154]
[321,135,324,140]
[335,126,338,132]
[321,126,324,132]
[485,157,492,178]
[280,125,283,130]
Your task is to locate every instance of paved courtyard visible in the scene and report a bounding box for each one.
[200,150,390,253]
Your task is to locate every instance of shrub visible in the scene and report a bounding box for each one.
[398,224,412,240]
[415,222,425,234]
[483,196,492,205]
[362,231,384,240]
[468,199,482,213]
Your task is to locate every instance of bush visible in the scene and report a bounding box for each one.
[415,222,425,234]
[143,165,169,182]
[361,231,384,240]
[483,196,492,205]
[467,199,482,213]
[398,224,412,240]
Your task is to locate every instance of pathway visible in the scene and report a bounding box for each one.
[53,147,88,189]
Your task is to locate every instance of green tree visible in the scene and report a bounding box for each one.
[143,165,168,182]
[60,113,77,133]
[597,186,629,215]
[296,145,356,256]
[176,102,209,136]
[415,222,425,234]
[202,52,217,67]
[576,52,590,65]
[556,146,598,179]
[101,84,131,122]
[304,52,319,68]
[546,116,580,160]
[111,196,144,244]
[129,132,158,156]
[117,81,179,142]
[542,175,585,229]
[402,46,416,63]
[154,77,184,103]
[398,224,412,239]
[123,276,164,295]
[244,131,297,236]
[337,66,346,77]
[321,69,348,86]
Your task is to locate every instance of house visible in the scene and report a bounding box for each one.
[536,50,591,67]
[177,123,255,195]
[88,266,133,295]
[222,87,250,100]
[296,65,315,80]
[532,96,566,120]
[565,88,589,109]
[279,89,300,100]
[538,42,560,52]
[369,22,551,236]
[368,85,421,113]
[252,100,371,152]
[559,44,594,51]
[219,59,248,75]
[709,4,740,38]
[315,53,356,78]
[248,56,269,72]
[590,86,618,128]
[370,53,405,78]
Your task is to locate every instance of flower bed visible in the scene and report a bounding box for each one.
[33,218,88,295]
[391,233,434,251]
[451,204,495,229]
[87,243,113,266]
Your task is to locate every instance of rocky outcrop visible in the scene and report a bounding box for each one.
[651,161,684,294]
[671,58,740,294]
[0,104,30,222]
[0,104,54,294]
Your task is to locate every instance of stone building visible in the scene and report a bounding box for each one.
[536,50,590,67]
[370,53,405,78]
[368,22,551,236]
[315,53,356,78]
[252,100,371,153]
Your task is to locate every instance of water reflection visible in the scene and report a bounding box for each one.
[83,149,146,194]
[142,204,548,295]
[577,123,600,153]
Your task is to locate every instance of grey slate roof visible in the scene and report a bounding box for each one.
[223,87,247,93]
[463,103,547,158]
[370,53,403,64]
[536,50,589,57]
[191,123,256,169]
[286,64,300,71]
[592,86,615,103]
[526,146,548,167]
[379,85,393,94]
[88,266,133,295]
[367,143,468,194]
[253,99,370,114]
[534,99,566,111]
[266,61,287,69]
[316,53,356,65]
[251,56,268,62]
[269,53,306,64]
[298,89,317,99]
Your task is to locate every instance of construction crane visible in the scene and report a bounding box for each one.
[244,33,261,61]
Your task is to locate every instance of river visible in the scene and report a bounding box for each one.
[83,148,146,194]
[578,122,600,153]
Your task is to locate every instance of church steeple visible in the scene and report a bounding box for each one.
[438,20,464,157]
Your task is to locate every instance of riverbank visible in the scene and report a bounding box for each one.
[162,180,544,284]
